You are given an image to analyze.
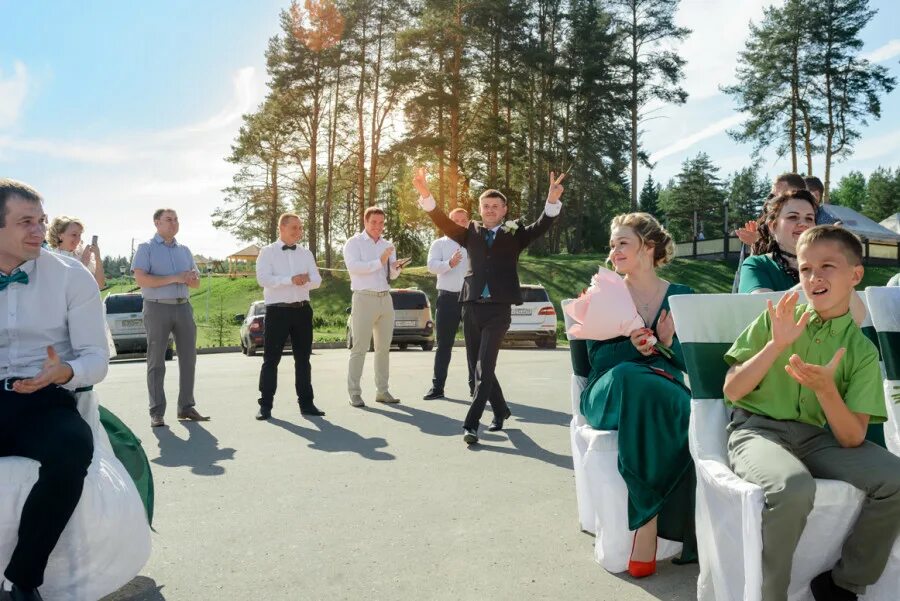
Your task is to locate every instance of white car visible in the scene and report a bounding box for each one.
[104,293,174,360]
[505,284,557,348]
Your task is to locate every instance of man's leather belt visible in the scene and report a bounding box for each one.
[353,290,390,297]
[268,301,310,308]
[146,298,188,305]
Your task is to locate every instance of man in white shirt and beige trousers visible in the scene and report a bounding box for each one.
[343,206,405,407]
[255,213,324,420]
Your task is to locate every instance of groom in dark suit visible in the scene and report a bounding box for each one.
[413,168,565,443]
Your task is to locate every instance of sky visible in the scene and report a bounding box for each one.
[1,0,899,259]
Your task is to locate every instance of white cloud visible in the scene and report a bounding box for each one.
[0,61,29,129]
[1,67,267,259]
[649,113,746,163]
[862,39,900,63]
[844,127,900,162]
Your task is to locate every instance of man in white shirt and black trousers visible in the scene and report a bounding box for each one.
[255,213,324,420]
[423,207,475,400]
[413,168,565,444]
[0,179,109,601]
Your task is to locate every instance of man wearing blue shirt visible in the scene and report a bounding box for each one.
[131,209,208,427]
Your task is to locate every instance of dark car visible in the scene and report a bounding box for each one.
[346,288,435,351]
[104,293,174,359]
[238,300,279,356]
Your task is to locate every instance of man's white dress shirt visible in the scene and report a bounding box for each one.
[427,236,469,293]
[0,249,109,389]
[343,231,401,292]
[256,240,322,304]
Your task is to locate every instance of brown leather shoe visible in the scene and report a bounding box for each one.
[177,407,210,421]
[150,415,166,428]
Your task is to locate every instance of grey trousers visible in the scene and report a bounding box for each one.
[347,291,394,396]
[727,409,900,600]
[143,300,197,417]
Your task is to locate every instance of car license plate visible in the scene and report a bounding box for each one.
[395,320,417,327]
[512,308,532,315]
[122,318,143,328]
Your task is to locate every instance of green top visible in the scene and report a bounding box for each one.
[724,304,886,426]
[738,254,796,293]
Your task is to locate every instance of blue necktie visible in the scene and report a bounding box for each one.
[481,230,495,299]
[0,270,28,291]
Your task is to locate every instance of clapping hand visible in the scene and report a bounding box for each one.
[785,348,844,395]
[413,167,431,199]
[769,292,811,351]
[12,346,73,394]
[547,171,566,204]
[735,220,760,246]
[656,309,675,348]
[380,246,395,265]
[449,248,463,268]
[292,273,310,286]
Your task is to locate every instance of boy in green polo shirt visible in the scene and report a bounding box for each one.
[722,226,900,601]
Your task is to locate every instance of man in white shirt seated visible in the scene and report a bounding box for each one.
[255,213,324,420]
[0,179,109,601]
[423,208,474,400]
[343,207,406,407]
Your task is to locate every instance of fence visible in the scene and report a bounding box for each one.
[675,236,900,265]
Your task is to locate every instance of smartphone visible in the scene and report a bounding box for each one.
[396,257,412,267]
[91,235,98,246]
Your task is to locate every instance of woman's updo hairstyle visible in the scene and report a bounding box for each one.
[46,216,84,249]
[610,212,675,268]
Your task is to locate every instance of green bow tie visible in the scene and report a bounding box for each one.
[0,270,29,291]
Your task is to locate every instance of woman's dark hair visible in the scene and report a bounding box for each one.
[752,189,818,283]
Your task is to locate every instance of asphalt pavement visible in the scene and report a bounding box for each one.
[98,348,697,601]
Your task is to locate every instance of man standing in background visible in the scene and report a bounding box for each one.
[132,208,208,427]
[254,213,324,420]
[343,207,407,408]
[423,207,474,400]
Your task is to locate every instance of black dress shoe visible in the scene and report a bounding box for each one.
[256,407,271,420]
[10,585,44,601]
[810,571,857,601]
[300,405,326,416]
[423,387,445,400]
[463,428,479,444]
[488,408,512,432]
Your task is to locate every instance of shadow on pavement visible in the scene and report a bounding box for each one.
[611,561,700,600]
[468,428,573,470]
[362,403,461,437]
[441,396,570,427]
[100,576,166,600]
[267,416,395,460]
[151,422,236,476]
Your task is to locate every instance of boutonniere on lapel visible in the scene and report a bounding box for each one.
[500,220,520,234]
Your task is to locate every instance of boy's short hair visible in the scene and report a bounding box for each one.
[804,176,824,196]
[279,212,300,227]
[773,173,807,192]
[797,225,863,265]
[478,189,507,205]
[364,206,385,222]
[448,207,468,219]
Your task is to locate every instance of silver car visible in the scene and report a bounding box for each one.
[104,293,174,359]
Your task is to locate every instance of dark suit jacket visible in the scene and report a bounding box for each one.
[426,206,558,305]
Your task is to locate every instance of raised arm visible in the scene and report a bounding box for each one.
[516,170,565,248]
[413,167,468,246]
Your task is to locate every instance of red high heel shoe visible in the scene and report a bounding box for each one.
[628,531,658,578]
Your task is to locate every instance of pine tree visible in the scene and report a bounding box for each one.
[659,153,724,242]
[725,163,769,230]
[638,174,661,218]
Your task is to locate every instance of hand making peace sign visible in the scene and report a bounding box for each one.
[547,171,566,204]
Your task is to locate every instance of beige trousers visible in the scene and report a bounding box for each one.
[347,291,394,396]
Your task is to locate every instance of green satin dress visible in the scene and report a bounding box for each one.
[579,283,697,563]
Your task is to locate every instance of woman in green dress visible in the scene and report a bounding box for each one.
[579,212,697,577]
[738,190,817,294]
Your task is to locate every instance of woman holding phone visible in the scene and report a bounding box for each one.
[46,215,106,288]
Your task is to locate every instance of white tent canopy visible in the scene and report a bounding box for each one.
[820,205,900,244]
[880,213,900,235]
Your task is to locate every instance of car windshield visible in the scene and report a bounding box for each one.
[521,288,549,303]
[392,292,427,310]
[105,295,143,314]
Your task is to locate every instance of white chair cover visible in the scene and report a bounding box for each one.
[0,391,151,601]
[865,286,900,456]
[670,291,899,601]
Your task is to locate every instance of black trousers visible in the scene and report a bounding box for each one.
[258,303,314,409]
[0,384,93,590]
[431,291,474,393]
[462,302,511,431]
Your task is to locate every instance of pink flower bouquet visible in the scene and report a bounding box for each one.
[564,266,672,358]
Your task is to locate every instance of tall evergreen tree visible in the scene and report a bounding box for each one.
[611,0,690,210]
[725,163,769,231]
[659,152,724,242]
[638,173,660,218]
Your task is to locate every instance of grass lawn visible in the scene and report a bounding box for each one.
[103,256,898,348]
